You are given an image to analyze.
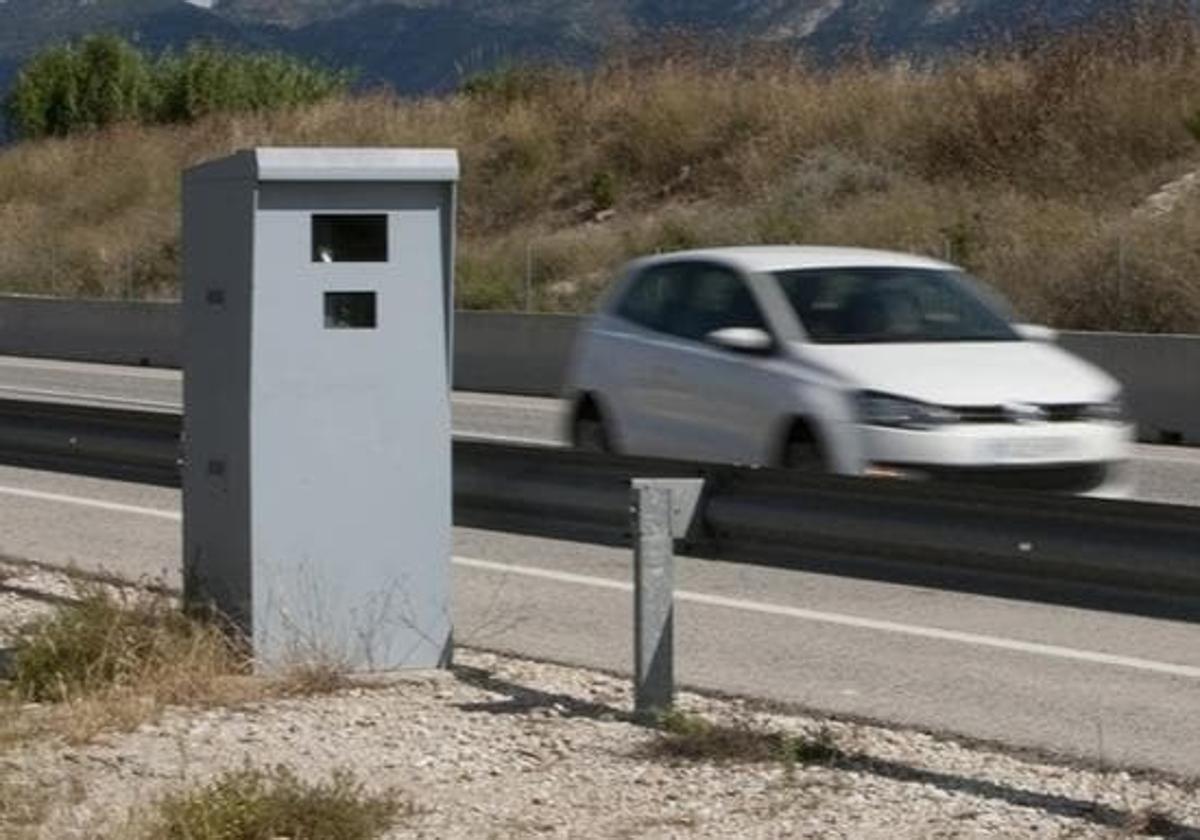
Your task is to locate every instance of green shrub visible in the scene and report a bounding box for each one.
[1185,110,1200,142]
[5,35,155,138]
[144,766,409,840]
[458,253,526,310]
[780,726,842,765]
[5,35,349,139]
[589,170,619,211]
[154,43,351,124]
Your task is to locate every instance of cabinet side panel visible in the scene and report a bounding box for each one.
[182,171,255,633]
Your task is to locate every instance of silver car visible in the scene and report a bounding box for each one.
[563,246,1133,496]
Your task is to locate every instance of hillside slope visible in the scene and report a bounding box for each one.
[0,13,1198,333]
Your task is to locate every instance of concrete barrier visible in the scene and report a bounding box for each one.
[1059,331,1200,445]
[453,311,581,396]
[0,297,581,393]
[0,296,181,368]
[0,296,1196,442]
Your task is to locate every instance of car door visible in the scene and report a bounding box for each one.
[592,261,697,457]
[663,262,787,464]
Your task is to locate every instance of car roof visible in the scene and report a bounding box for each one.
[630,245,956,274]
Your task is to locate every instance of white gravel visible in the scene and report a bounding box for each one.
[3,561,1199,839]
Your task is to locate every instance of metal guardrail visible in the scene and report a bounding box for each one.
[2,399,1200,605]
[454,440,1200,602]
[0,397,181,486]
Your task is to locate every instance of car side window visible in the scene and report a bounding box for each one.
[615,264,688,332]
[661,264,767,342]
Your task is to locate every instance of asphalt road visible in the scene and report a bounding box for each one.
[1,355,1199,506]
[1,462,1198,778]
[2,355,1200,777]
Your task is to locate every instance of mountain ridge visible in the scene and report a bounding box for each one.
[0,0,1162,99]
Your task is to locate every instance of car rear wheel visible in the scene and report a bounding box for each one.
[573,414,611,454]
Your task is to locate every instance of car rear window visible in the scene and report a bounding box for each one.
[615,264,689,331]
[616,262,767,341]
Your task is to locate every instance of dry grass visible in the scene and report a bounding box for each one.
[276,660,352,697]
[0,586,351,748]
[1,586,255,744]
[1,7,1200,329]
[0,772,53,840]
[138,765,411,840]
[0,756,88,839]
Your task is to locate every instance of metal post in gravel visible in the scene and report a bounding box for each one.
[631,478,704,716]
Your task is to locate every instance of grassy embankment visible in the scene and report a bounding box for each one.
[2,11,1200,331]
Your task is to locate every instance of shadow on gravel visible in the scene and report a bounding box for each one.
[451,666,1199,839]
[451,665,634,723]
[841,756,1200,839]
[0,579,76,607]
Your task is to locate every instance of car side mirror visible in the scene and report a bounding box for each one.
[1013,323,1058,342]
[706,327,774,355]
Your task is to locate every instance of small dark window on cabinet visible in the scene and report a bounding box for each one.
[312,215,388,262]
[324,292,377,329]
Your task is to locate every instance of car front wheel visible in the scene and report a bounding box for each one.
[781,426,826,473]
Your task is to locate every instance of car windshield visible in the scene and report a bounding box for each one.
[772,266,1019,344]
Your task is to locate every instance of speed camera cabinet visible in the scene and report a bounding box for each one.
[182,148,458,671]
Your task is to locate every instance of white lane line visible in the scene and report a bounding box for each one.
[454,431,562,447]
[454,557,1200,680]
[6,484,1198,679]
[1131,448,1200,465]
[457,556,632,593]
[0,382,546,415]
[0,356,179,380]
[0,485,181,521]
[0,385,179,410]
[452,393,562,410]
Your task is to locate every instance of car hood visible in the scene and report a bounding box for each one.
[794,340,1121,406]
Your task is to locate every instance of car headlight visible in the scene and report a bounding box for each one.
[1080,395,1125,423]
[856,391,961,430]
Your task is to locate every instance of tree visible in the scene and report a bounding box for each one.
[6,35,154,139]
[4,35,350,140]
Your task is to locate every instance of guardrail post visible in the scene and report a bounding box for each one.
[632,478,704,716]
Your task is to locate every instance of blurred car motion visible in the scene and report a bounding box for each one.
[564,246,1134,497]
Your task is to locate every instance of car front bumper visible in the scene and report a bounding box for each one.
[856,421,1135,497]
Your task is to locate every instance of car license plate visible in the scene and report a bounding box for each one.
[983,437,1072,462]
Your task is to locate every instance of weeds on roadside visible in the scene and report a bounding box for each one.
[1,586,350,744]
[277,660,351,697]
[7,586,245,704]
[645,708,845,767]
[140,765,411,840]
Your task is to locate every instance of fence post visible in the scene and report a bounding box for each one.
[631,478,704,716]
[524,240,534,312]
